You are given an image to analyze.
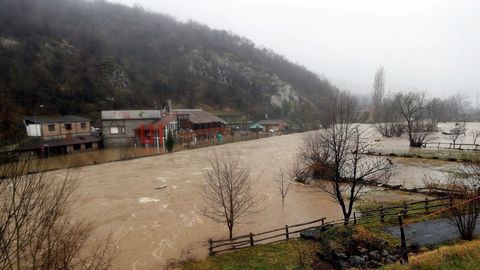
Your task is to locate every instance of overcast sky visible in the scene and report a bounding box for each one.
[110,0,479,102]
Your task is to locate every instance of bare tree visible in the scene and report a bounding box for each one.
[373,97,404,137]
[0,156,115,270]
[426,161,480,240]
[471,129,480,145]
[425,97,444,131]
[201,151,262,239]
[395,91,434,147]
[298,91,393,224]
[446,122,466,148]
[371,68,404,137]
[274,168,292,207]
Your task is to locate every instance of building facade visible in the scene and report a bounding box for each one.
[22,115,100,156]
[101,110,163,147]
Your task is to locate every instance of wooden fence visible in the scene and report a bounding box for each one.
[354,197,448,224]
[208,197,450,255]
[208,217,326,255]
[422,142,480,151]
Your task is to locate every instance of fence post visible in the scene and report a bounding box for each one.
[380,208,385,223]
[403,201,408,215]
[425,198,429,213]
[321,217,325,226]
[353,212,357,225]
[208,238,214,256]
[285,225,289,240]
[249,233,254,247]
[398,215,409,263]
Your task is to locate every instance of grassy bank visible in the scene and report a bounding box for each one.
[382,239,480,270]
[180,239,317,270]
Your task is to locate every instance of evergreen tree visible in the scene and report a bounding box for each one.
[166,130,174,153]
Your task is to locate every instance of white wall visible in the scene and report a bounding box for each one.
[26,124,41,136]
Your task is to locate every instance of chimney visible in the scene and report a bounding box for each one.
[167,99,172,113]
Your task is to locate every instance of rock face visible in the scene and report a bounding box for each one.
[186,49,300,114]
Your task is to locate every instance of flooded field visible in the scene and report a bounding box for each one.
[56,124,472,269]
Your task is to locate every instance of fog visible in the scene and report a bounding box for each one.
[110,0,480,101]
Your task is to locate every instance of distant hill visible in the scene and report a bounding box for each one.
[0,0,337,140]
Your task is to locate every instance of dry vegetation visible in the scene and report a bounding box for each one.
[0,157,115,269]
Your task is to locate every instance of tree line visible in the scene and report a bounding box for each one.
[370,66,470,147]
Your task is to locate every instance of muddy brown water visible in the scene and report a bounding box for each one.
[51,125,465,269]
[69,133,341,269]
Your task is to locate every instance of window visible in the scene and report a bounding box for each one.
[73,144,81,151]
[64,123,72,130]
[109,126,125,134]
[48,124,55,131]
[81,122,87,129]
[85,142,92,149]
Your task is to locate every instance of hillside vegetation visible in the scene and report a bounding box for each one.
[0,0,337,140]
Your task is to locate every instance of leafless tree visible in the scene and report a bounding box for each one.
[425,97,444,131]
[371,68,404,137]
[298,91,393,224]
[448,133,462,148]
[274,168,292,207]
[371,66,385,111]
[373,97,404,137]
[471,129,480,145]
[201,151,262,239]
[395,91,434,147]
[426,161,480,240]
[0,156,115,270]
[447,122,467,147]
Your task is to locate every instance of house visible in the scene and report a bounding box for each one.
[22,115,100,155]
[101,110,162,147]
[257,119,288,132]
[101,109,226,147]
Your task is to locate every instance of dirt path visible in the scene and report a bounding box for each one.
[70,133,342,269]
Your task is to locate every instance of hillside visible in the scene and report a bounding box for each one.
[0,0,336,140]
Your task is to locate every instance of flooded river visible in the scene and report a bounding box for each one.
[60,124,470,269]
[71,133,341,269]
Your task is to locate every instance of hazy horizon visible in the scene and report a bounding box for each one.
[109,0,479,103]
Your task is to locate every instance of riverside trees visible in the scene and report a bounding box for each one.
[298,91,393,224]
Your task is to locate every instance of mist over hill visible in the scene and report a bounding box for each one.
[0,0,337,139]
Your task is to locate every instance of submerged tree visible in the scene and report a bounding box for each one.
[298,91,393,224]
[395,91,434,147]
[201,151,262,239]
[371,67,403,137]
[274,168,292,207]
